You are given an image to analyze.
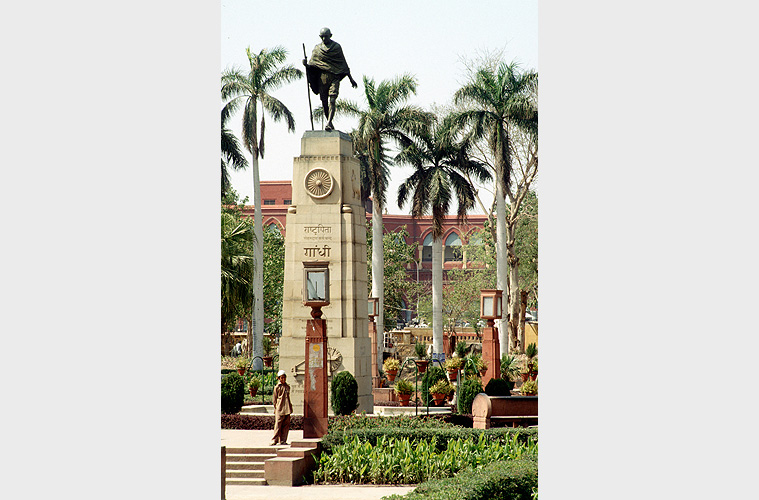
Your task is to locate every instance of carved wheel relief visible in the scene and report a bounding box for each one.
[304,168,334,199]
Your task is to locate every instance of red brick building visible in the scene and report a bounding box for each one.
[241,180,490,324]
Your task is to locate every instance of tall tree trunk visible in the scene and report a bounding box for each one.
[432,237,444,355]
[518,289,528,350]
[506,218,520,352]
[251,155,264,370]
[371,198,384,344]
[495,162,509,356]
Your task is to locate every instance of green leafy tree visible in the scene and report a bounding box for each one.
[262,225,285,337]
[221,207,255,337]
[453,61,537,354]
[367,224,420,372]
[335,74,432,342]
[397,113,491,355]
[221,46,302,367]
[221,105,248,199]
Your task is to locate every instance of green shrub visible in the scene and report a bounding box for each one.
[221,373,245,414]
[484,378,513,396]
[458,378,483,414]
[328,414,457,433]
[321,426,538,454]
[314,434,537,485]
[384,457,538,500]
[421,366,446,405]
[330,370,359,416]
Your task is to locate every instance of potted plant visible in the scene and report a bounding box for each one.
[429,379,451,406]
[394,378,414,406]
[528,359,538,381]
[414,340,429,374]
[247,376,260,397]
[383,357,400,382]
[521,379,538,395]
[474,355,488,377]
[500,354,521,382]
[520,366,530,382]
[446,381,456,402]
[262,336,274,367]
[444,357,462,380]
[235,356,249,375]
[455,341,468,359]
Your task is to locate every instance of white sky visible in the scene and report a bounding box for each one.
[222,0,537,214]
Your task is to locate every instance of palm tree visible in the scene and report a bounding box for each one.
[396,114,491,356]
[221,102,248,199]
[335,74,431,343]
[221,211,255,340]
[453,62,537,354]
[221,46,302,365]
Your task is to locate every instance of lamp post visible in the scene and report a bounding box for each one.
[303,262,330,438]
[368,297,380,387]
[479,289,503,387]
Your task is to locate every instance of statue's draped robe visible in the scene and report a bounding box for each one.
[306,41,350,94]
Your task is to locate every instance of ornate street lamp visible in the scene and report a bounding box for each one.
[480,289,503,322]
[479,289,503,387]
[302,261,330,438]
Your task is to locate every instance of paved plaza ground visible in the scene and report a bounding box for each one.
[222,429,416,500]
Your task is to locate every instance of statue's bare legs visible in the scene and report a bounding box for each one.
[321,95,336,131]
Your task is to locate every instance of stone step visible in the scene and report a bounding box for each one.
[226,446,283,454]
[226,453,277,462]
[226,462,265,470]
[226,478,267,486]
[226,470,265,479]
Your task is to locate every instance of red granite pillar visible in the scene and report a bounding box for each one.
[481,319,501,387]
[304,307,328,438]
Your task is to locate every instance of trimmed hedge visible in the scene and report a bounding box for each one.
[221,414,304,430]
[384,458,537,500]
[330,370,359,416]
[484,378,513,396]
[321,427,538,454]
[458,378,483,414]
[221,373,245,414]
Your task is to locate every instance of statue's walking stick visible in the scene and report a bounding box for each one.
[303,43,315,131]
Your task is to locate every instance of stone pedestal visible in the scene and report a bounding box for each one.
[279,130,373,414]
[481,320,501,387]
[304,310,328,438]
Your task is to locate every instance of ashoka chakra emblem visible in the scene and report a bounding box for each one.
[304,168,334,199]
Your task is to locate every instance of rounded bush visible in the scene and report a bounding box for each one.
[485,377,513,396]
[221,373,245,414]
[421,366,446,405]
[331,370,358,415]
[457,378,483,414]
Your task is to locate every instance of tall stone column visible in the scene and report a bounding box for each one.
[279,130,372,414]
[481,319,501,387]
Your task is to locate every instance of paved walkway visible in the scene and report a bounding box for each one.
[222,429,416,500]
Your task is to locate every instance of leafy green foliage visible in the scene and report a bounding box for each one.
[484,378,513,396]
[384,457,538,500]
[313,433,537,485]
[366,225,420,331]
[328,414,456,433]
[221,373,245,414]
[221,208,255,333]
[458,378,483,414]
[321,426,538,454]
[262,226,284,337]
[421,366,447,405]
[330,371,359,416]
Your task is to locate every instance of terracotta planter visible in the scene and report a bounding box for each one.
[529,371,538,381]
[447,369,458,381]
[398,393,411,406]
[262,356,273,368]
[521,373,530,382]
[237,368,246,375]
[248,387,258,397]
[431,393,446,406]
[386,369,398,382]
[479,368,488,377]
[416,360,429,374]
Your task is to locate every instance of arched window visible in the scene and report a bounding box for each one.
[266,222,281,235]
[422,233,433,262]
[444,232,462,262]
